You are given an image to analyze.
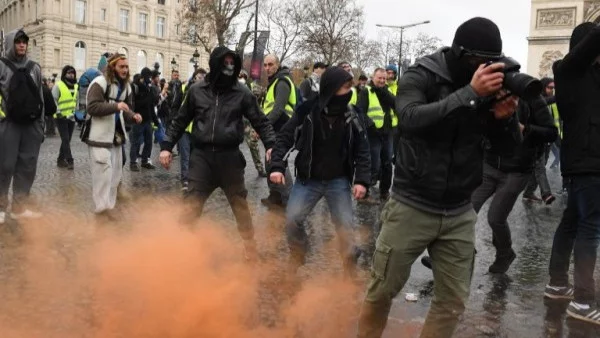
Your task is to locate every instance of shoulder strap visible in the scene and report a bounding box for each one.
[0,57,18,72]
[25,61,37,73]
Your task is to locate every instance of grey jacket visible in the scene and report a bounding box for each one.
[0,29,44,120]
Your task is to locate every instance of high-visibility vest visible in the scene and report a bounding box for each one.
[54,81,78,118]
[366,86,397,129]
[387,81,398,96]
[0,96,4,118]
[262,76,296,117]
[350,87,358,105]
[181,83,193,133]
[550,103,562,139]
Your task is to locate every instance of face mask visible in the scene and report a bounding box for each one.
[325,91,352,116]
[238,78,246,85]
[222,64,234,76]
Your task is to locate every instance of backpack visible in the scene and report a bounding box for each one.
[79,80,112,142]
[0,57,42,124]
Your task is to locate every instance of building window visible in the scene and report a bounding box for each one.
[137,50,147,73]
[175,23,180,35]
[54,48,61,68]
[74,41,86,70]
[158,0,165,4]
[139,13,148,35]
[119,9,129,32]
[118,47,128,58]
[100,8,106,22]
[75,0,86,24]
[156,16,165,38]
[156,53,164,70]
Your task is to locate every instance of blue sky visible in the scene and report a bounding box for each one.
[359,0,532,71]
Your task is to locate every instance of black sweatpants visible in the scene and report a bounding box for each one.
[0,119,43,212]
[185,148,253,240]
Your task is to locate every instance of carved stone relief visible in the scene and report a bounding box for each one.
[539,50,564,78]
[537,8,576,28]
[584,1,600,21]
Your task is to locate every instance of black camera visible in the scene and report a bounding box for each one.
[488,57,543,100]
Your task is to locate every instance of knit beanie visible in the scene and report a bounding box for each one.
[452,17,502,54]
[570,22,596,51]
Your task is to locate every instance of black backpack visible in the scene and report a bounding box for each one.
[0,57,42,124]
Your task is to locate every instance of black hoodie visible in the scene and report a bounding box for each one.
[270,66,371,187]
[161,46,275,152]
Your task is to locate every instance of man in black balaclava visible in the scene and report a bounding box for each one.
[358,17,522,338]
[269,66,370,277]
[130,67,159,171]
[545,22,600,325]
[159,46,276,261]
[52,65,78,170]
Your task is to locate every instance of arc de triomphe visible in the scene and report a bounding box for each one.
[528,0,600,77]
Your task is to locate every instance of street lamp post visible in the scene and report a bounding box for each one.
[192,48,200,70]
[376,20,430,75]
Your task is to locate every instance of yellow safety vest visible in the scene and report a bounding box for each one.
[366,86,398,129]
[0,96,4,118]
[181,84,194,133]
[262,76,296,117]
[550,103,562,139]
[350,87,358,105]
[387,81,398,96]
[55,81,78,118]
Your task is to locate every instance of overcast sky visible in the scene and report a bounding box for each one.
[359,0,532,71]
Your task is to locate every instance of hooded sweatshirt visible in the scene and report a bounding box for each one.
[0,29,44,119]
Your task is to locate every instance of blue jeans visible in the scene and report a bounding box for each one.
[286,177,355,266]
[368,131,393,195]
[129,122,153,164]
[178,132,191,183]
[549,176,600,304]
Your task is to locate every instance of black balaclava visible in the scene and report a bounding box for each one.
[60,65,77,87]
[445,17,503,87]
[206,46,242,92]
[141,67,152,85]
[570,22,596,51]
[319,66,353,116]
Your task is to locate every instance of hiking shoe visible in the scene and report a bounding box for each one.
[0,211,5,224]
[10,209,43,220]
[57,159,69,168]
[543,194,556,205]
[421,256,433,270]
[566,302,600,325]
[141,162,156,170]
[489,249,516,274]
[130,163,140,172]
[523,194,542,202]
[544,284,574,300]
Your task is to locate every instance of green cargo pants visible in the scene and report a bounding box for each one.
[357,199,476,338]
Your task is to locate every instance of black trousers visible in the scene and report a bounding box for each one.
[185,148,253,240]
[55,118,75,162]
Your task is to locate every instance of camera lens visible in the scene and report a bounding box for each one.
[504,72,543,100]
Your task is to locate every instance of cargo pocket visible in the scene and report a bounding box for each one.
[371,242,392,281]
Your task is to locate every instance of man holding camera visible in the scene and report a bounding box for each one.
[357,17,522,338]
[545,22,600,325]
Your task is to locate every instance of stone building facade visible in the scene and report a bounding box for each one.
[528,0,600,78]
[0,0,208,80]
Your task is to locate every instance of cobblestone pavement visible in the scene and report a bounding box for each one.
[0,134,598,337]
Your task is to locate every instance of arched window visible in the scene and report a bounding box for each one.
[137,50,147,73]
[155,53,164,72]
[74,41,86,70]
[118,47,128,58]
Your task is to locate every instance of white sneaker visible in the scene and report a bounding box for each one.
[10,209,43,220]
[0,211,5,224]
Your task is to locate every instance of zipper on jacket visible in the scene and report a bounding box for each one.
[211,94,219,151]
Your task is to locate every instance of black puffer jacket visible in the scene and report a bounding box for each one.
[270,68,371,187]
[394,47,521,215]
[484,97,558,173]
[161,46,275,152]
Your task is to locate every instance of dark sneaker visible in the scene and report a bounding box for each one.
[130,163,140,172]
[141,162,156,170]
[544,284,574,300]
[523,194,542,202]
[421,256,433,270]
[67,160,74,170]
[543,194,556,205]
[566,302,600,325]
[261,194,285,210]
[57,159,69,168]
[489,249,516,274]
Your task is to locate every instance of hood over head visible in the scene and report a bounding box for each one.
[4,29,29,64]
[206,46,241,91]
[61,65,77,84]
[318,66,353,115]
[540,77,554,88]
